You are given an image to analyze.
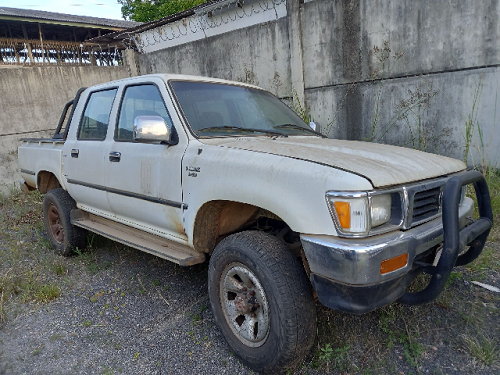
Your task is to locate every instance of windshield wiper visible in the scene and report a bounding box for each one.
[198,126,287,137]
[274,124,326,138]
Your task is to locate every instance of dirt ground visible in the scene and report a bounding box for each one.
[0,192,499,374]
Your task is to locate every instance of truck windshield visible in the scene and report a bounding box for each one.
[170,81,319,138]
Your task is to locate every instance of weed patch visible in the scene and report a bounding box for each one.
[467,247,500,276]
[461,334,499,366]
[318,343,353,372]
[0,192,68,326]
[52,260,67,276]
[33,283,61,303]
[291,88,312,124]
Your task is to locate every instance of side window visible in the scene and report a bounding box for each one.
[116,85,173,141]
[78,89,117,140]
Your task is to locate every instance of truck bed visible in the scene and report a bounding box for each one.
[18,139,65,189]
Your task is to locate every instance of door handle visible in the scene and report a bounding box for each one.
[109,151,121,162]
[71,149,79,158]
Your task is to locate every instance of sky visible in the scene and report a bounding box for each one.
[0,0,124,20]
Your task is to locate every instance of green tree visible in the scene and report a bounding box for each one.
[118,0,209,22]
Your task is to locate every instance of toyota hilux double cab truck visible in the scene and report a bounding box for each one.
[18,74,492,373]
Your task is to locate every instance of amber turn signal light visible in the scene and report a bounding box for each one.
[333,201,350,228]
[380,253,408,274]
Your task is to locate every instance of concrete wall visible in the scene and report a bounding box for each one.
[301,0,500,162]
[307,68,500,161]
[137,0,287,53]
[301,0,500,86]
[0,63,133,195]
[137,0,500,169]
[138,17,292,98]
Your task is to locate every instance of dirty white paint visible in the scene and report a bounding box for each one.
[201,136,466,188]
[181,137,374,241]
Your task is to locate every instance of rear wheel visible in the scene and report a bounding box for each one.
[208,231,316,373]
[42,188,87,256]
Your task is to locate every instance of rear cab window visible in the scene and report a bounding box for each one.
[78,89,117,141]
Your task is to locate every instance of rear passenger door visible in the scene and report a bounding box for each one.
[104,81,188,243]
[63,88,117,218]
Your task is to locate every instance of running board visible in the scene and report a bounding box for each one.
[70,210,205,266]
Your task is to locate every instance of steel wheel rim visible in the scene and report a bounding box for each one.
[47,203,64,244]
[219,262,270,348]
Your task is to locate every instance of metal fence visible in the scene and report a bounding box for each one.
[0,38,123,66]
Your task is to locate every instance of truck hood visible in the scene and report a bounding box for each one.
[200,136,466,188]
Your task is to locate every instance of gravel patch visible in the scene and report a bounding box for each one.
[0,249,252,375]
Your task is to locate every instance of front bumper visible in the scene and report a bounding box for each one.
[301,171,492,314]
[301,197,474,286]
[309,272,416,314]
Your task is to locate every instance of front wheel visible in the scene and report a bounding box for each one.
[208,231,316,373]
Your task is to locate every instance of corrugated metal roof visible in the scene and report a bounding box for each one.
[0,7,140,29]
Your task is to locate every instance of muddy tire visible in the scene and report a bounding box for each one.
[42,188,87,256]
[208,231,316,373]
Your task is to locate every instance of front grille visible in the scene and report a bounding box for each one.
[411,186,441,225]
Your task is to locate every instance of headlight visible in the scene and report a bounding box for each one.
[326,192,396,237]
[371,194,391,227]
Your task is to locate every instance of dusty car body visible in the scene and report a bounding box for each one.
[18,74,492,373]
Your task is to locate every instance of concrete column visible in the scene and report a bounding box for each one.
[21,25,34,65]
[90,49,97,66]
[26,43,34,64]
[122,49,141,77]
[287,0,305,107]
[38,23,46,64]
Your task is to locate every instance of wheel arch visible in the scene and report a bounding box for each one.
[37,170,62,194]
[192,200,287,254]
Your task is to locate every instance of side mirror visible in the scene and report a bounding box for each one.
[309,122,320,133]
[133,116,172,143]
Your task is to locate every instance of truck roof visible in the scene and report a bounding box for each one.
[89,73,263,91]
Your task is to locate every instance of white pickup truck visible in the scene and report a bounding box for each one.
[18,74,493,373]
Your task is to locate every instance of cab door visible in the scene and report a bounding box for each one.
[104,81,188,243]
[63,87,118,218]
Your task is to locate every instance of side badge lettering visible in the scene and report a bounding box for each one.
[186,166,200,177]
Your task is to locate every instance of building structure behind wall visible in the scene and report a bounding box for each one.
[0,7,139,66]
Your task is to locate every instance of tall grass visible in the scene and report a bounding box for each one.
[463,77,500,221]
[291,88,313,124]
[463,79,482,165]
[463,76,499,174]
[367,42,439,150]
